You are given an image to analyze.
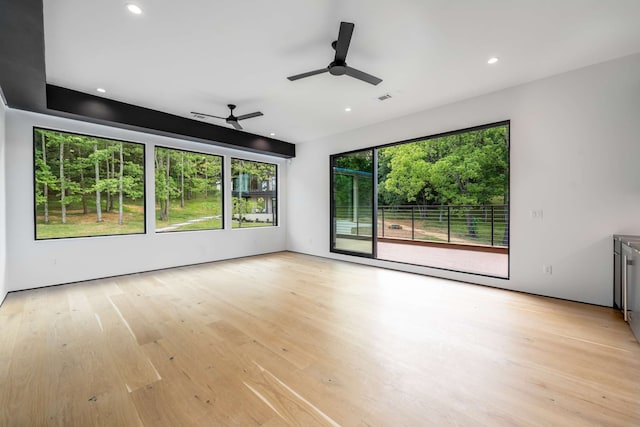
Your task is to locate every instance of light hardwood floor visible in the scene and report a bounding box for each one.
[0,252,638,426]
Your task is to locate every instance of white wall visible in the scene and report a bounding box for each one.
[287,53,640,306]
[5,110,287,291]
[0,93,7,304]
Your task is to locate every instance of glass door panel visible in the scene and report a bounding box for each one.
[331,150,374,256]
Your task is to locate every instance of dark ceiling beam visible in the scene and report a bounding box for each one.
[47,85,295,158]
[0,0,47,112]
[0,0,295,158]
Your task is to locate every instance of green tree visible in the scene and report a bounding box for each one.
[34,131,58,223]
[379,126,508,237]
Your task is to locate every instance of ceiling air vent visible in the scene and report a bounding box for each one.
[377,93,392,101]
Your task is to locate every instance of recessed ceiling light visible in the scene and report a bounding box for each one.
[126,3,142,14]
[270,132,276,137]
[487,57,499,65]
[96,88,106,93]
[344,107,352,112]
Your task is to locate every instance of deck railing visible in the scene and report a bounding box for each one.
[335,204,509,248]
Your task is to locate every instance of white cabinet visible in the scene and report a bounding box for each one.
[621,242,640,342]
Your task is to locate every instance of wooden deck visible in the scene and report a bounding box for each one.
[0,252,638,426]
[378,240,508,277]
[335,237,508,277]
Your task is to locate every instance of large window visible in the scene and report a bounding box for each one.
[331,122,509,278]
[231,159,277,228]
[34,128,145,239]
[154,147,223,233]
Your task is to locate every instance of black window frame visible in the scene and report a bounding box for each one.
[154,145,225,234]
[33,126,147,241]
[230,158,279,228]
[329,148,377,258]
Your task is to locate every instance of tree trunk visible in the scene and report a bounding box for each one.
[180,152,185,208]
[454,174,476,237]
[155,150,165,222]
[80,167,87,214]
[465,211,477,237]
[159,200,166,221]
[238,173,243,227]
[94,144,102,222]
[110,152,116,211]
[42,136,49,224]
[162,152,170,221]
[204,161,208,199]
[60,141,66,224]
[105,157,110,213]
[118,142,124,225]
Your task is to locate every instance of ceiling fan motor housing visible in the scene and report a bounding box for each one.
[329,61,347,75]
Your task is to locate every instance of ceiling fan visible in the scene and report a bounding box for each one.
[287,21,382,86]
[191,104,263,130]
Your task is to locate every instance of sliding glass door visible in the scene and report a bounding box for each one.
[330,122,510,278]
[330,150,375,256]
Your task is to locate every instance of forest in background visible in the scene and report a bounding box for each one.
[378,125,508,207]
[33,128,275,238]
[334,124,509,243]
[154,147,223,232]
[34,129,145,239]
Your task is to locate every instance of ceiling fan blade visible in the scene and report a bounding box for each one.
[287,68,329,81]
[191,111,226,120]
[236,111,263,121]
[344,66,383,85]
[334,22,354,62]
[230,121,243,130]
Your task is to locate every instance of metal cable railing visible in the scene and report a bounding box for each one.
[335,204,509,248]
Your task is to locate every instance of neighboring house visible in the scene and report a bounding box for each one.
[232,173,277,223]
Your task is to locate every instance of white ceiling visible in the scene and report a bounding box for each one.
[43,0,640,144]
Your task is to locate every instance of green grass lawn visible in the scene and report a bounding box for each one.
[421,218,507,246]
[380,208,508,247]
[232,220,276,228]
[155,197,222,232]
[36,205,145,239]
[36,194,275,236]
[170,218,223,231]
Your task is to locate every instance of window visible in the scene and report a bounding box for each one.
[154,147,223,233]
[330,122,509,278]
[231,159,277,228]
[34,128,145,239]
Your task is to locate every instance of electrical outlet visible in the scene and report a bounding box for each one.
[543,264,552,275]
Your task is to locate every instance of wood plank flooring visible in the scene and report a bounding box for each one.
[0,252,638,426]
